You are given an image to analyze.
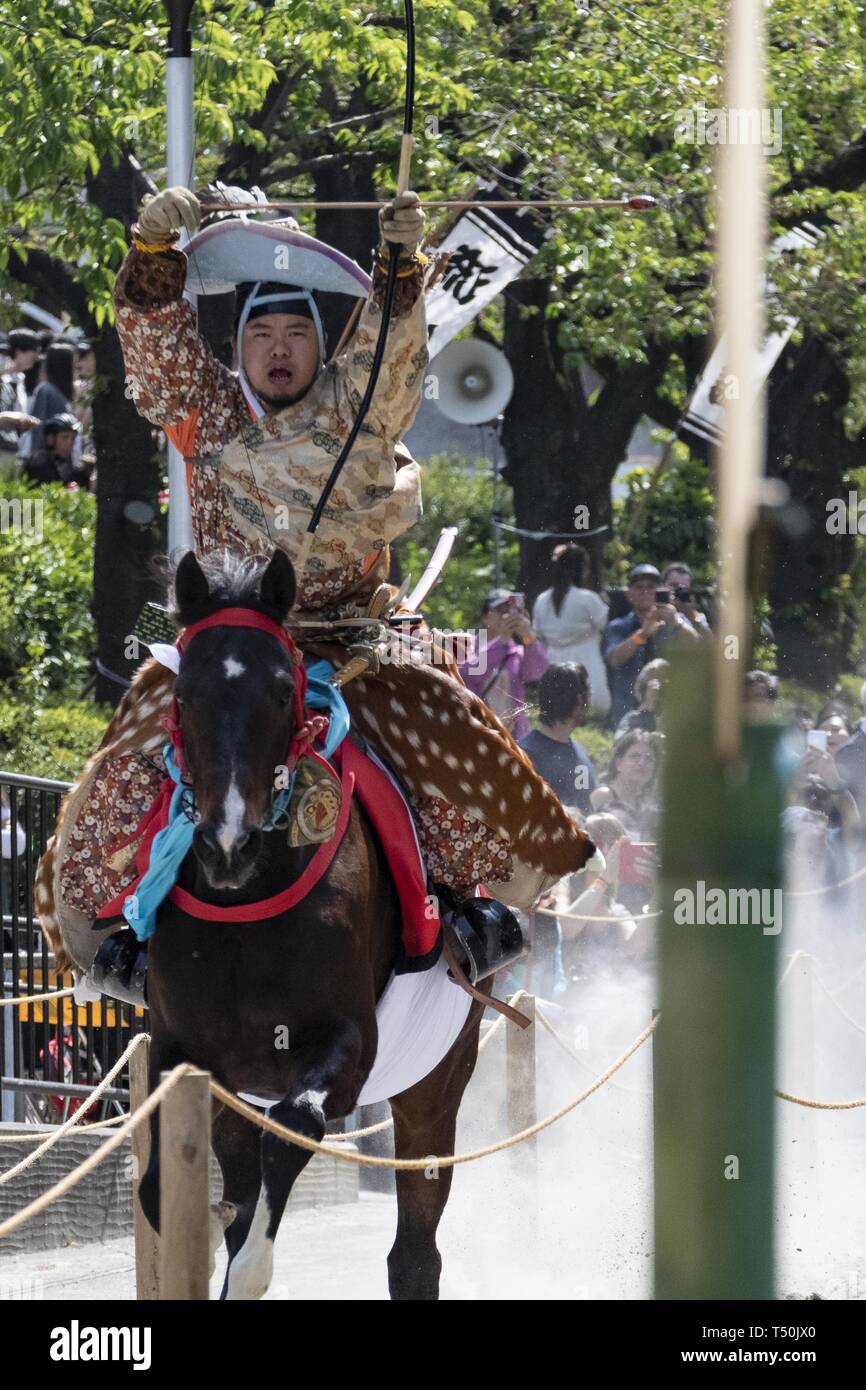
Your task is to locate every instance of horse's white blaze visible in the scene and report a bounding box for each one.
[225,1185,273,1301]
[216,778,246,854]
[223,657,245,679]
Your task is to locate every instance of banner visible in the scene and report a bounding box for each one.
[681,222,821,445]
[426,186,546,359]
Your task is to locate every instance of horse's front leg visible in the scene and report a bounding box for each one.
[223,1014,365,1301]
[387,1004,484,1301]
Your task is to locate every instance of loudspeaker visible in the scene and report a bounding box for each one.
[430,340,514,424]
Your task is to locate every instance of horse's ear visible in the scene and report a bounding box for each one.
[175,551,209,615]
[259,549,296,620]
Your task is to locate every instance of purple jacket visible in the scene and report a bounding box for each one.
[458,636,549,742]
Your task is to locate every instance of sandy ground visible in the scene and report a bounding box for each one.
[1,971,863,1301]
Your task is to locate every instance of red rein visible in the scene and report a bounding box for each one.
[159,606,328,777]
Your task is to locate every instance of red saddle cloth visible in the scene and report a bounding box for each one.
[95,736,443,973]
[333,739,441,973]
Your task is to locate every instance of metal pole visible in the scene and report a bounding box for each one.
[164,1,195,559]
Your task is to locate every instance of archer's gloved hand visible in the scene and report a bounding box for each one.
[137,186,201,243]
[378,191,425,251]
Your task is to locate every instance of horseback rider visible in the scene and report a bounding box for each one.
[35,186,595,1006]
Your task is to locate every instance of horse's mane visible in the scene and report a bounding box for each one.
[168,549,278,626]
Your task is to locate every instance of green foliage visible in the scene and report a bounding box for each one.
[608,451,715,587]
[392,453,519,630]
[0,481,96,703]
[0,698,109,782]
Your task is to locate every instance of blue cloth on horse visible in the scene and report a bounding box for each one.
[304,659,349,759]
[121,657,349,942]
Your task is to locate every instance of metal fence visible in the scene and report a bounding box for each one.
[1,769,147,1123]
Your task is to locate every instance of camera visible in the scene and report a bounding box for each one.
[655,587,672,605]
[674,586,692,603]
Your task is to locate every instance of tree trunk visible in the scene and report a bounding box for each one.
[91,328,164,705]
[766,333,863,687]
[87,153,165,706]
[501,276,670,602]
[313,158,379,351]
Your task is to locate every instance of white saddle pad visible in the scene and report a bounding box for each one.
[239,956,472,1112]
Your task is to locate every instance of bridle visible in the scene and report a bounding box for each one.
[160,605,330,830]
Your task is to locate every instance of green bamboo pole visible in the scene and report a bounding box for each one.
[653,643,782,1299]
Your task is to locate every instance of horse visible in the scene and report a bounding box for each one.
[137,547,487,1300]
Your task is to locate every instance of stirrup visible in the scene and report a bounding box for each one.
[436,886,527,986]
[89,929,149,1009]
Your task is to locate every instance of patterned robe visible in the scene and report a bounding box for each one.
[34,236,593,972]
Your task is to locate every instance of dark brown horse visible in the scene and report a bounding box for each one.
[138,549,486,1300]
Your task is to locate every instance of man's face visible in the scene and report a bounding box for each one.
[629,576,658,617]
[50,429,75,460]
[665,568,691,594]
[239,313,321,410]
[13,348,38,374]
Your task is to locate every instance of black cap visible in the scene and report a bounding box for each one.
[44,413,81,436]
[233,281,317,332]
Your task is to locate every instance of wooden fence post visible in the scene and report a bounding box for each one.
[159,1068,211,1300]
[507,994,536,1144]
[130,1037,159,1300]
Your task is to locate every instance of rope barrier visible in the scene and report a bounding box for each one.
[785,856,866,898]
[534,1006,652,1098]
[536,903,661,924]
[0,1113,129,1143]
[209,1016,660,1170]
[0,1034,147,1186]
[1,1001,864,1238]
[774,1088,866,1110]
[534,850,866,927]
[0,1063,192,1240]
[812,968,866,1040]
[0,986,76,1007]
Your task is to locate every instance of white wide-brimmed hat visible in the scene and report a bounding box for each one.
[184,219,371,298]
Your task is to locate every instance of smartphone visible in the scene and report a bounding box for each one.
[619,841,656,885]
[807,729,828,753]
[655,588,672,605]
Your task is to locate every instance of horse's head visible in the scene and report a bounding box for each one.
[173,549,298,891]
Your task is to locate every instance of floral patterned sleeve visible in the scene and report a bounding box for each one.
[343,249,448,444]
[113,247,250,458]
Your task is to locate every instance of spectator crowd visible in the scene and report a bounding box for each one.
[457,541,866,1001]
[0,325,95,489]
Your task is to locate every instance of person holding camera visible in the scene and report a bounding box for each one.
[458,588,549,740]
[662,562,712,637]
[603,563,699,729]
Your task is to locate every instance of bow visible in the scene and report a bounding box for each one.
[293,0,416,581]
